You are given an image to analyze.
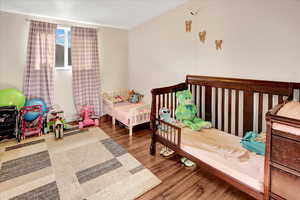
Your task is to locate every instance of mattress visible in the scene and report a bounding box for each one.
[180,128,264,192]
[272,101,300,136]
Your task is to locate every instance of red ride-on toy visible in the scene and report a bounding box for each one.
[78,106,99,129]
[19,105,43,140]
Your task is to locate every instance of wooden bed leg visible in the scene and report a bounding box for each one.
[129,123,133,137]
[112,117,116,126]
[150,133,156,155]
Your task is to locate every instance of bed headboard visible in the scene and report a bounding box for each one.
[151,75,294,137]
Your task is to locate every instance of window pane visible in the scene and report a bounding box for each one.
[68,31,72,66]
[55,29,65,67]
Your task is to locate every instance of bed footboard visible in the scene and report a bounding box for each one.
[150,119,181,155]
[150,82,187,155]
[128,104,151,136]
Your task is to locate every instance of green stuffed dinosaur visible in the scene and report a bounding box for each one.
[175,90,212,131]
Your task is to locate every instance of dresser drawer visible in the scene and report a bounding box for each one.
[271,135,300,172]
[271,167,300,200]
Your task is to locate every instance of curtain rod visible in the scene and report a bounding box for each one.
[24,18,101,29]
[25,18,66,27]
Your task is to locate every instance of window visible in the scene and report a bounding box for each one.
[55,27,71,69]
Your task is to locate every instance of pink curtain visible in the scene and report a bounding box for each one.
[23,21,57,107]
[71,27,101,117]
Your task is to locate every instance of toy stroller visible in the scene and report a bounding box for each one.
[19,105,43,140]
[78,106,99,129]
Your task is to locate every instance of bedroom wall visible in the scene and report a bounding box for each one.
[0,11,128,120]
[128,0,300,103]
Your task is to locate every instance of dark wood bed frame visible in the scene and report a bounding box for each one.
[149,75,300,200]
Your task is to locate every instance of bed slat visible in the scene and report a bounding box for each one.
[235,90,239,136]
[205,86,212,121]
[215,88,218,129]
[194,85,198,116]
[228,89,232,133]
[278,95,283,104]
[199,86,202,118]
[221,88,225,131]
[158,95,161,118]
[268,94,273,110]
[166,93,169,109]
[244,91,254,134]
[258,93,263,133]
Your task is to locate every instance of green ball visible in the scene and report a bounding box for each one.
[0,88,26,110]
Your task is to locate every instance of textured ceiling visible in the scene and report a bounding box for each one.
[0,0,188,29]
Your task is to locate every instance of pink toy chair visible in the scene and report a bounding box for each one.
[78,106,99,129]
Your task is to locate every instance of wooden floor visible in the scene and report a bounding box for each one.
[99,118,255,200]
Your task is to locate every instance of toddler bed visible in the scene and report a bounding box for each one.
[102,89,150,136]
[150,75,297,200]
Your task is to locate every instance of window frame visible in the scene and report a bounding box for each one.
[55,26,72,71]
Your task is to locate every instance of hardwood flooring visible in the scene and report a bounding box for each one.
[99,118,254,200]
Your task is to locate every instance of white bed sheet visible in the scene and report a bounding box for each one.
[180,128,264,192]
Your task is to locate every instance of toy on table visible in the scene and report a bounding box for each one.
[175,90,212,131]
[19,105,43,140]
[78,106,99,129]
[128,90,144,104]
[45,105,66,139]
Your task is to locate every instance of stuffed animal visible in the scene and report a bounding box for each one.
[159,107,185,128]
[159,108,176,123]
[158,107,175,157]
[175,90,212,131]
[129,90,144,103]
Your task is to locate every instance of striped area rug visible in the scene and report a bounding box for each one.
[0,127,161,200]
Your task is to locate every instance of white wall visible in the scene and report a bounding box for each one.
[0,11,128,120]
[128,0,300,102]
[100,27,128,91]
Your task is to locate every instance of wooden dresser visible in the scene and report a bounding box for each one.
[266,101,300,200]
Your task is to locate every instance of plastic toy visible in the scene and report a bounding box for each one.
[24,99,47,121]
[53,116,64,139]
[19,105,43,140]
[175,90,212,131]
[0,88,25,110]
[45,105,66,133]
[78,106,99,129]
[241,131,266,155]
